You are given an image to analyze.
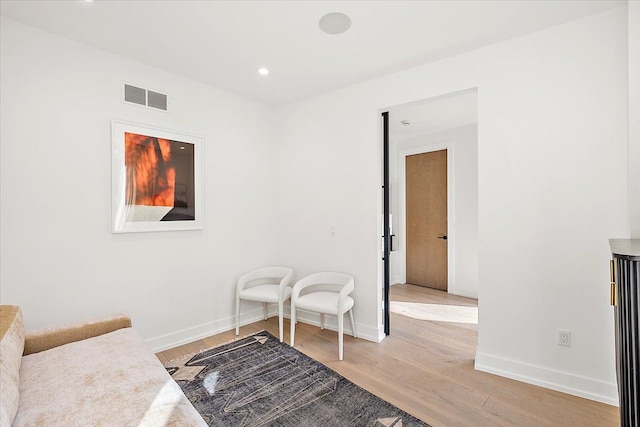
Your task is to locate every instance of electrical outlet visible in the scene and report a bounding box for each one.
[558,330,571,347]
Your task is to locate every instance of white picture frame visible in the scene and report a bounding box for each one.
[111,120,204,233]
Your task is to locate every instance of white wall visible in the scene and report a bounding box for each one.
[0,18,278,351]
[390,124,478,298]
[272,96,384,341]
[629,1,640,238]
[275,7,628,404]
[0,5,632,406]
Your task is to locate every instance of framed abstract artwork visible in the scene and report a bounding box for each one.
[111,120,203,233]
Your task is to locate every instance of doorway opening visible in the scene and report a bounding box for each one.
[382,88,478,335]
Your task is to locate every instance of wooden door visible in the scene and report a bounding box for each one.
[406,150,448,290]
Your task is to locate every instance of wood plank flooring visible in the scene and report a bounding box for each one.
[156,284,619,427]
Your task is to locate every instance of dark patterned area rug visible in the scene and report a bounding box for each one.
[164,331,431,427]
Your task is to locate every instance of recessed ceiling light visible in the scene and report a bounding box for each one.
[258,67,270,76]
[319,12,352,35]
[401,120,411,126]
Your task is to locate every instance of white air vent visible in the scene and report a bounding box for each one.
[124,84,168,111]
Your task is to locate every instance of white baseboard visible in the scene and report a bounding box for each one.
[290,311,383,343]
[147,307,383,353]
[475,351,619,406]
[448,286,478,299]
[147,307,266,353]
[274,305,383,343]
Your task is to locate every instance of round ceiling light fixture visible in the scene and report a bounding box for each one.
[319,12,352,35]
[258,67,270,76]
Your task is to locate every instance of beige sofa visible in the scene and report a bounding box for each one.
[0,305,206,427]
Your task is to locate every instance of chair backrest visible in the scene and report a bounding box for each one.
[238,266,294,288]
[293,272,354,297]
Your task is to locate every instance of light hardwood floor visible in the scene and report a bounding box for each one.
[156,284,619,427]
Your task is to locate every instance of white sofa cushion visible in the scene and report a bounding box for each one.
[13,327,206,427]
[0,306,25,426]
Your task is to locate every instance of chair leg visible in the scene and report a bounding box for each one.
[320,313,325,330]
[349,309,356,338]
[290,301,296,347]
[278,299,284,343]
[235,297,240,336]
[338,312,344,361]
[263,303,268,321]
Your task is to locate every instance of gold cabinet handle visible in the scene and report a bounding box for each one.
[610,259,617,306]
[610,259,615,283]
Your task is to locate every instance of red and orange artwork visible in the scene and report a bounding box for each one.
[124,132,175,207]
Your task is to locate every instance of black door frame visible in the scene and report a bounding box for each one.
[382,111,390,335]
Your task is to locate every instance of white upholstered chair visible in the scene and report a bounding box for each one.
[235,266,294,342]
[290,272,356,360]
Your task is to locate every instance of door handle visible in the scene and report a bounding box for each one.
[610,259,617,306]
[437,235,448,240]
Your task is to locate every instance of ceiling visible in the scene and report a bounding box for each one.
[390,90,477,141]
[0,0,623,106]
